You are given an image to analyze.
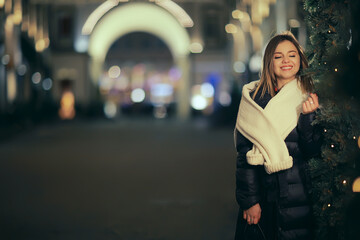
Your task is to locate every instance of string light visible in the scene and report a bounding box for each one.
[342,180,347,185]
[334,68,338,72]
[324,129,327,133]
[330,144,335,148]
[328,203,331,207]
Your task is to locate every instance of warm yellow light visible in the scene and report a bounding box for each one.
[251,2,262,25]
[88,2,191,65]
[59,91,76,120]
[7,71,17,102]
[83,0,193,36]
[82,0,120,35]
[189,42,203,53]
[155,0,194,27]
[5,14,14,27]
[250,25,263,52]
[35,39,46,52]
[238,11,251,32]
[44,38,50,48]
[0,0,5,8]
[13,11,22,25]
[108,65,121,78]
[13,0,22,25]
[232,10,241,19]
[225,23,237,34]
[259,1,269,18]
[353,177,360,192]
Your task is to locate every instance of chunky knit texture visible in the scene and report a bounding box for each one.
[235,79,307,174]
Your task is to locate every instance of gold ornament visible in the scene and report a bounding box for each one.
[353,177,360,192]
[358,136,360,148]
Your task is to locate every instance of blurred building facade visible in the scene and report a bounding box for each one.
[0,0,306,122]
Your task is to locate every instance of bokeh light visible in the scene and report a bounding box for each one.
[233,61,246,73]
[189,42,203,53]
[104,101,117,119]
[353,177,360,192]
[17,64,27,76]
[249,54,262,72]
[191,95,207,110]
[200,83,215,98]
[225,24,237,34]
[1,54,10,65]
[131,88,146,103]
[31,72,41,84]
[219,91,232,107]
[42,78,53,91]
[59,91,76,120]
[108,65,121,78]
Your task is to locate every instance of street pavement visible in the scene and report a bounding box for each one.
[0,118,238,240]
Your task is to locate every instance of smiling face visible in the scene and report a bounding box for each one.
[272,40,300,85]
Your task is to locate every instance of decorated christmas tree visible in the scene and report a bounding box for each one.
[303,0,360,239]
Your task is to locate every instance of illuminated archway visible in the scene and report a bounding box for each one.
[88,2,191,118]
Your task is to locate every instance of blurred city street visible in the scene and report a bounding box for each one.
[0,118,238,240]
[0,0,312,239]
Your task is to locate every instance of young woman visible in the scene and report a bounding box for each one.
[234,31,322,240]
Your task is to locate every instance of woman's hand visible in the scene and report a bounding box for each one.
[302,93,319,114]
[243,203,261,225]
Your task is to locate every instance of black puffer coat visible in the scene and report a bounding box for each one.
[234,89,322,240]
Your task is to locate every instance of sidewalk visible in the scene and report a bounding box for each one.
[0,118,238,240]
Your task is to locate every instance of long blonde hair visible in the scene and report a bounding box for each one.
[252,31,313,99]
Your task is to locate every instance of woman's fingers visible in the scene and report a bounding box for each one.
[303,93,319,114]
[303,101,310,113]
[311,93,319,106]
[244,203,262,225]
[247,214,252,224]
[244,213,261,225]
[246,215,260,225]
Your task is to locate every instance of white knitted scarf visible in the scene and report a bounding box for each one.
[235,79,307,174]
